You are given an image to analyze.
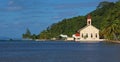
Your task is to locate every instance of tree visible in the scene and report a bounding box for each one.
[26,28,31,38]
[31,34,37,40]
[22,28,32,39]
[102,20,120,40]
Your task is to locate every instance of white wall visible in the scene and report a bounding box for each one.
[79,25,99,40]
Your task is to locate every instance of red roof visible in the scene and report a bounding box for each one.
[87,14,91,19]
[75,33,80,36]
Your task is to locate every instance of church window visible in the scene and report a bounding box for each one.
[88,21,90,24]
[96,33,97,38]
[82,33,83,38]
[91,33,93,38]
[86,33,88,38]
[83,33,88,39]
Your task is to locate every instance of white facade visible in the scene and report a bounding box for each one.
[78,25,99,40]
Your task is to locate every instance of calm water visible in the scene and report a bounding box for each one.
[0,40,120,62]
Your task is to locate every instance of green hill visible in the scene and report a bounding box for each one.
[38,1,120,40]
[23,1,120,40]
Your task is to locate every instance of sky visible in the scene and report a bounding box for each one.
[0,0,118,39]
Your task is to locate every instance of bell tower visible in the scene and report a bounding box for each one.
[87,14,91,25]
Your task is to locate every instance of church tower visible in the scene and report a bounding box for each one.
[87,14,91,25]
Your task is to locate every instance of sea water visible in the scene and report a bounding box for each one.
[0,40,120,62]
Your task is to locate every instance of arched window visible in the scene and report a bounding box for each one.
[91,33,93,38]
[82,33,83,38]
[88,21,90,25]
[86,33,88,38]
[96,33,97,38]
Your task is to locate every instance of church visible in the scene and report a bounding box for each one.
[73,15,100,41]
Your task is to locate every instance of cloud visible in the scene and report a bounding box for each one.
[54,2,98,10]
[7,0,23,11]
[8,0,14,5]
[21,10,53,15]
[51,11,79,21]
[7,6,23,11]
[14,15,41,21]
[0,0,24,12]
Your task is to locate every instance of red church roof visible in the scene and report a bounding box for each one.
[87,14,91,19]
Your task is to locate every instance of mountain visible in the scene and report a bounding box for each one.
[0,36,10,40]
[23,1,120,40]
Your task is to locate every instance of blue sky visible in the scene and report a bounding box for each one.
[0,0,118,39]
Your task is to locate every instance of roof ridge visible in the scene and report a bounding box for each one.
[78,25,99,32]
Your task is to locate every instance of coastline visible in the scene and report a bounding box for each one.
[110,41,120,43]
[105,40,120,43]
[22,38,120,44]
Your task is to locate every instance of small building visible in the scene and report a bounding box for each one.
[59,34,68,40]
[74,14,100,41]
[60,34,68,38]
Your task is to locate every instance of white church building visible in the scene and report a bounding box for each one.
[73,15,100,41]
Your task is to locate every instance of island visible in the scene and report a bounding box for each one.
[22,1,120,42]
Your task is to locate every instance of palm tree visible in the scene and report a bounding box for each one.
[102,20,120,40]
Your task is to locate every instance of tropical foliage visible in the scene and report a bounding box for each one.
[102,20,120,40]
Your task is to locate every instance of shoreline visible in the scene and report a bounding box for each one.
[110,41,120,43]
[105,40,120,43]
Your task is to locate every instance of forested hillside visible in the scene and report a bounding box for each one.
[23,1,120,40]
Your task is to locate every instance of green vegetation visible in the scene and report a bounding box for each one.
[39,16,86,39]
[22,28,31,39]
[22,1,120,41]
[102,20,120,40]
[22,28,38,40]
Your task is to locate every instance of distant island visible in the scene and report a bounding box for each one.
[22,1,120,42]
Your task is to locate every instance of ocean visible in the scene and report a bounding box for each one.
[0,40,120,62]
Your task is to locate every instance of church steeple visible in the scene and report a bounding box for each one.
[87,14,91,25]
